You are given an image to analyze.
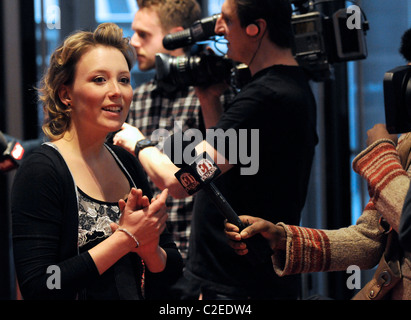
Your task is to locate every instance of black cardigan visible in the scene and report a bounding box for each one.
[12,143,182,300]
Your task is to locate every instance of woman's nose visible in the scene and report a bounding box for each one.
[108,80,122,98]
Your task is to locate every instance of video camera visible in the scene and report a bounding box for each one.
[157,0,369,86]
[157,14,250,90]
[291,0,369,81]
[155,51,234,89]
[384,65,411,134]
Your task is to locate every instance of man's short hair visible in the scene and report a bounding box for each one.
[137,0,202,32]
[400,28,411,62]
[234,0,294,49]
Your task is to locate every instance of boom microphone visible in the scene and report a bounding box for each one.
[0,131,25,173]
[173,151,273,265]
[163,14,220,50]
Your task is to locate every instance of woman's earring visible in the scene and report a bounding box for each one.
[64,103,72,118]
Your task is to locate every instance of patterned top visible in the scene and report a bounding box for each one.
[127,79,234,261]
[77,189,121,249]
[76,144,135,250]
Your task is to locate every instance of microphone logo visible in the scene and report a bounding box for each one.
[179,172,200,193]
[174,152,221,195]
[196,158,217,182]
[11,142,24,160]
[0,133,25,173]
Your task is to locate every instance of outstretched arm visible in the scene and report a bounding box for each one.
[113,123,234,199]
[353,124,408,232]
[225,201,386,277]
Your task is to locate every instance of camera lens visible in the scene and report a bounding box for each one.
[155,52,233,88]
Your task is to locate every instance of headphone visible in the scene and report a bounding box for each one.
[246,23,260,37]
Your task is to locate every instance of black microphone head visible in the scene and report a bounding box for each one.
[162,14,220,50]
[174,151,221,195]
[163,29,193,50]
[0,138,24,173]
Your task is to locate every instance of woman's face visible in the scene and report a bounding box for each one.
[64,45,133,136]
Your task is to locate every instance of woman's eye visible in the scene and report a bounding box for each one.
[120,77,130,84]
[93,76,106,83]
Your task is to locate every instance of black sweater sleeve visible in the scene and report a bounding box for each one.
[11,151,100,300]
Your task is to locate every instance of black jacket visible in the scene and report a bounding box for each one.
[12,143,182,300]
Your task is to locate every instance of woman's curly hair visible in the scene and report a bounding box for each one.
[39,23,136,140]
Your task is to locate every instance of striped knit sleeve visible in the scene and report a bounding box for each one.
[353,138,410,231]
[272,139,406,277]
[273,201,385,276]
[272,223,331,276]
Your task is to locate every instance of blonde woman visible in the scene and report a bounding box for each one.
[12,23,182,300]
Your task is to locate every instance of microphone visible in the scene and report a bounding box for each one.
[163,14,220,50]
[173,150,273,265]
[0,131,25,173]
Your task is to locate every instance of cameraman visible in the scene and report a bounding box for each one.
[187,0,317,300]
[116,0,318,300]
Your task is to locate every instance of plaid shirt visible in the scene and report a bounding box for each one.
[127,79,233,261]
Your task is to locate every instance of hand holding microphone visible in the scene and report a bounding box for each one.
[171,150,273,265]
[224,215,288,256]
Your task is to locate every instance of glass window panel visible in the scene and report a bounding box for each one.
[95,0,137,23]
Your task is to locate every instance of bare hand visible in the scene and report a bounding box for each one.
[115,188,150,228]
[112,188,169,254]
[366,123,398,146]
[224,215,287,256]
[113,123,146,155]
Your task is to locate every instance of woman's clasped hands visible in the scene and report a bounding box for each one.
[111,187,169,272]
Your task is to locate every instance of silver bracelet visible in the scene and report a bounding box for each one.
[117,227,140,248]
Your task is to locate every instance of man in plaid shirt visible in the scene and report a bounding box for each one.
[126,85,202,262]
[118,0,202,264]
